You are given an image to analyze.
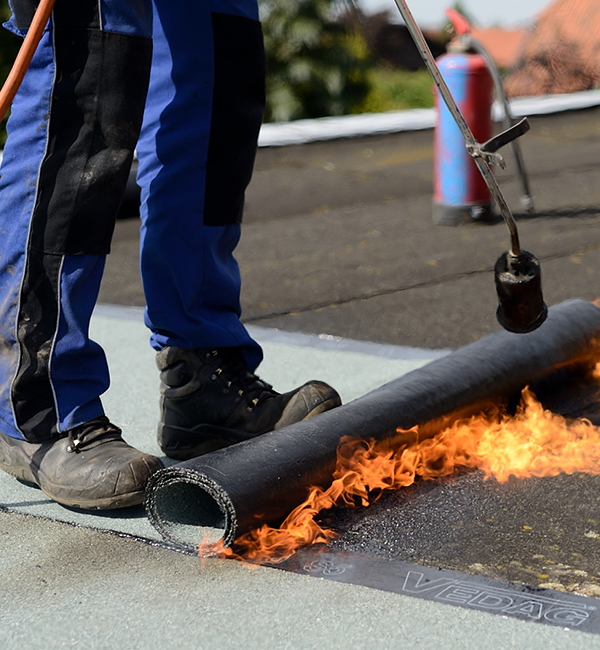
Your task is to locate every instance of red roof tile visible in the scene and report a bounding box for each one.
[504,0,600,97]
[470,27,528,69]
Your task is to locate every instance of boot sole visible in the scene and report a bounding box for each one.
[0,436,146,510]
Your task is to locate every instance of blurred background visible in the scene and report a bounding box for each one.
[257,0,600,121]
[0,0,595,134]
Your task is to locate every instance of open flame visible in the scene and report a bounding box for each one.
[217,387,600,564]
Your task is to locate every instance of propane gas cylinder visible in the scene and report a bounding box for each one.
[433,49,494,225]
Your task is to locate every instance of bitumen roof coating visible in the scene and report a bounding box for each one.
[5,95,600,648]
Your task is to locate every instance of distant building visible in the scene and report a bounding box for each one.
[503,0,600,97]
[469,27,528,70]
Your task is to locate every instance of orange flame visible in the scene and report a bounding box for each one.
[218,388,600,564]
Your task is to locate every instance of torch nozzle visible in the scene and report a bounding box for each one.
[495,250,548,333]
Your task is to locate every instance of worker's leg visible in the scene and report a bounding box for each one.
[0,0,162,508]
[137,0,265,370]
[137,0,341,461]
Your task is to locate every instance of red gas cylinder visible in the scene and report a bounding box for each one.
[433,43,494,225]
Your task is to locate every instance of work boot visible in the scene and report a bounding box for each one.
[157,346,342,460]
[0,416,164,510]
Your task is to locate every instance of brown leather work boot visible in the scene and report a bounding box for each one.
[0,415,164,509]
[157,346,342,460]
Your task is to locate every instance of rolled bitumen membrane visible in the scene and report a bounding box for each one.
[145,299,600,554]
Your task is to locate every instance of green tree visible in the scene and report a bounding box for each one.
[261,0,371,122]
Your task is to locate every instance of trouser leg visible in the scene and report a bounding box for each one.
[137,0,266,371]
[0,0,153,441]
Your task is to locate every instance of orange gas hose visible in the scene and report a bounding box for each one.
[0,0,57,123]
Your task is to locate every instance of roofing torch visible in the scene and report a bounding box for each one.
[393,0,547,333]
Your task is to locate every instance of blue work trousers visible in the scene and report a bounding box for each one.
[0,0,265,441]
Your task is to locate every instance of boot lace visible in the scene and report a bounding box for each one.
[203,348,277,413]
[66,415,123,453]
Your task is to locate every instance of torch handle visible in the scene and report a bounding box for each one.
[392,0,521,256]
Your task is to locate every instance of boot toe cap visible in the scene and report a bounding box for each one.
[275,381,341,430]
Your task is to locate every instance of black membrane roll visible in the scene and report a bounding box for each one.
[146,299,600,554]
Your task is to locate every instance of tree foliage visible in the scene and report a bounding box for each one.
[260,0,371,122]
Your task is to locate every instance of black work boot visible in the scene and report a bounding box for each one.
[0,416,164,510]
[157,346,342,460]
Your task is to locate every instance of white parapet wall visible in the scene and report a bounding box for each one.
[258,89,600,148]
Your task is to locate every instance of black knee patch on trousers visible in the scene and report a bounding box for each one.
[13,250,63,440]
[30,25,152,255]
[203,13,266,226]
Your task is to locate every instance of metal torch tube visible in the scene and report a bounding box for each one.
[392,0,521,256]
[467,37,534,212]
